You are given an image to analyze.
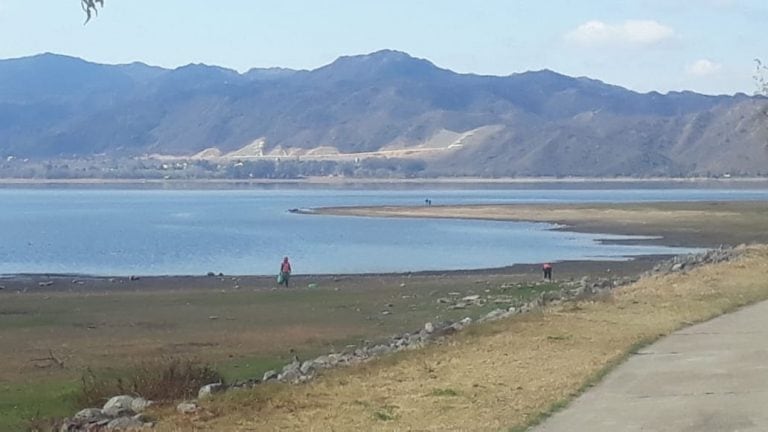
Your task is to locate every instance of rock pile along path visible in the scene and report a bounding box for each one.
[533,299,768,432]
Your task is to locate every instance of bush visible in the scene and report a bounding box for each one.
[76,358,223,407]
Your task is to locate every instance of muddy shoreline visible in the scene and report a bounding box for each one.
[0,255,667,294]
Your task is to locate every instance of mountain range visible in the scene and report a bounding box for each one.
[1,50,766,177]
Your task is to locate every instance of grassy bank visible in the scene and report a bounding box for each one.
[0,274,565,429]
[154,245,768,431]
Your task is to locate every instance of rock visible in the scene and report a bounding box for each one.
[369,344,392,356]
[478,308,506,323]
[282,360,300,373]
[450,302,467,310]
[129,276,140,281]
[381,310,391,316]
[671,263,685,272]
[208,315,219,320]
[73,407,106,422]
[424,322,434,333]
[462,295,480,302]
[262,370,278,381]
[132,413,152,423]
[300,361,315,375]
[38,281,54,287]
[307,283,318,289]
[176,402,199,415]
[278,368,302,383]
[103,395,135,417]
[198,382,225,399]
[130,398,152,413]
[436,297,451,304]
[106,416,144,430]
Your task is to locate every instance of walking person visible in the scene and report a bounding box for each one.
[542,262,553,281]
[278,256,292,287]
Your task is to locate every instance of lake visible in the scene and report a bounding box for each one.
[1,186,767,276]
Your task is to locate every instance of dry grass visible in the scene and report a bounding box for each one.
[156,245,768,431]
[76,358,222,407]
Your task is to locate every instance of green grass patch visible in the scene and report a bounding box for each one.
[0,380,77,432]
[430,388,460,397]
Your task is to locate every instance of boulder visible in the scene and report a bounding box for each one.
[282,360,300,374]
[130,397,152,413]
[176,402,199,415]
[299,361,315,375]
[262,370,278,381]
[278,368,301,383]
[103,395,135,417]
[106,416,144,430]
[73,408,106,422]
[198,382,225,399]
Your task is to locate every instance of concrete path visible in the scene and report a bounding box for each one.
[533,300,768,432]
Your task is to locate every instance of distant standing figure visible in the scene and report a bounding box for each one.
[278,257,292,287]
[543,263,553,281]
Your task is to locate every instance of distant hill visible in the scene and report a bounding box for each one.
[1,50,766,177]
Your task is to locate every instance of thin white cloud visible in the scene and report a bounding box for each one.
[565,20,675,48]
[686,59,722,76]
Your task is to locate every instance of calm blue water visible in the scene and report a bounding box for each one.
[1,187,767,276]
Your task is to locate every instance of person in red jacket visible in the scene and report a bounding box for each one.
[542,262,553,281]
[278,257,292,287]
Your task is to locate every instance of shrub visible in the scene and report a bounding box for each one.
[76,358,223,407]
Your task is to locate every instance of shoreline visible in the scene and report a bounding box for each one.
[0,256,667,293]
[1,176,768,187]
[309,200,768,248]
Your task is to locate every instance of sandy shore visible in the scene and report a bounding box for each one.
[311,200,768,248]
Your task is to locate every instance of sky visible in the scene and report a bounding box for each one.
[0,0,766,95]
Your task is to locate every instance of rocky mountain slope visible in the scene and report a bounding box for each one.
[1,50,766,176]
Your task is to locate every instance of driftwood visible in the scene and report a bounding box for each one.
[32,349,65,369]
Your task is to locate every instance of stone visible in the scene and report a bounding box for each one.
[176,402,199,415]
[450,302,467,310]
[262,370,278,381]
[300,361,315,375]
[132,413,152,423]
[462,295,480,302]
[198,382,225,399]
[106,416,144,430]
[278,368,301,383]
[478,308,506,323]
[73,408,106,422]
[282,360,300,373]
[312,355,331,368]
[424,322,435,333]
[130,398,152,413]
[103,395,135,417]
[671,263,685,272]
[369,344,392,356]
